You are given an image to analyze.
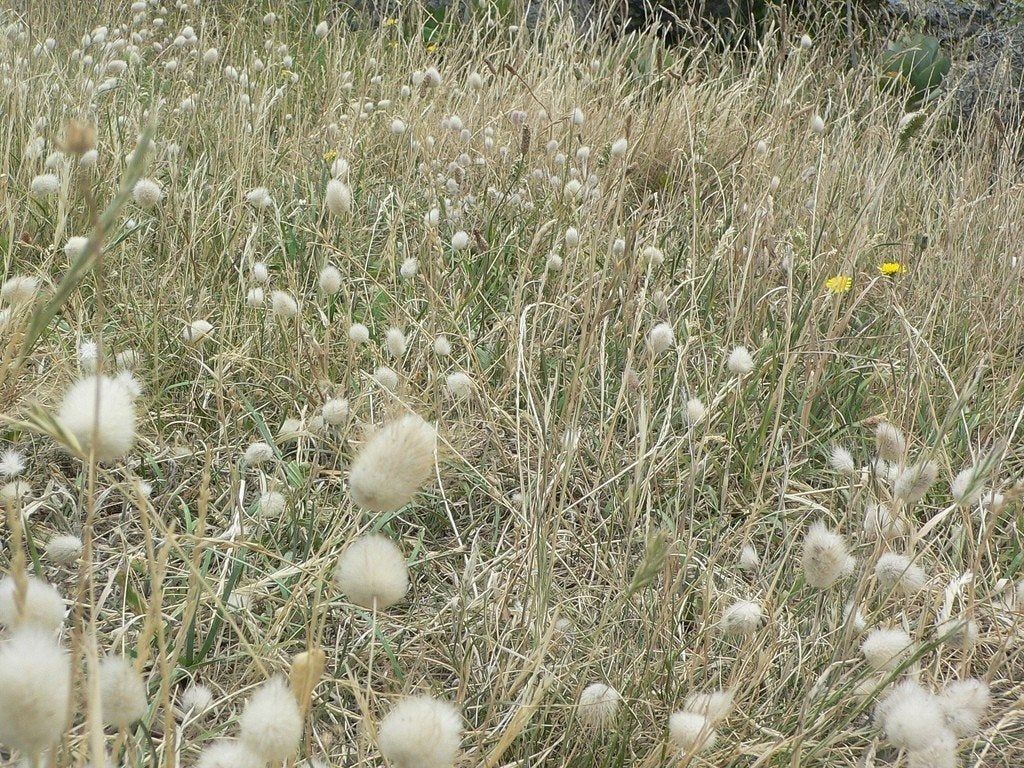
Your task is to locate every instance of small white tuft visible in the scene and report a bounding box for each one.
[99,654,148,728]
[0,629,71,756]
[875,422,906,463]
[445,372,473,401]
[334,534,409,610]
[132,177,163,208]
[175,683,214,720]
[182,319,214,344]
[802,522,853,589]
[861,627,914,671]
[378,695,462,768]
[894,460,939,503]
[322,398,350,426]
[828,445,857,476]
[385,327,407,359]
[862,502,907,541]
[258,491,287,519]
[243,441,275,466]
[1,275,41,305]
[951,465,984,506]
[682,690,734,725]
[647,322,675,355]
[270,290,299,319]
[44,535,83,566]
[875,552,928,595]
[238,677,302,763]
[875,680,948,751]
[373,366,400,391]
[56,375,136,462]
[348,413,436,512]
[720,600,763,635]
[576,682,621,729]
[349,323,370,343]
[325,179,352,216]
[318,265,342,295]
[668,711,716,753]
[433,335,452,356]
[685,397,706,424]
[726,345,755,375]
[937,678,989,737]
[196,739,264,768]
[0,449,25,478]
[0,576,65,632]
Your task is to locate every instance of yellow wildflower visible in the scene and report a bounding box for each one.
[879,261,905,276]
[825,275,852,294]
[426,43,438,53]
[383,17,398,26]
[323,150,338,164]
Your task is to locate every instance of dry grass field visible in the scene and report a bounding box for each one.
[1,2,1023,767]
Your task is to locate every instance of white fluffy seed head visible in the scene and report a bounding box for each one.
[400,257,418,278]
[802,521,853,589]
[906,731,957,768]
[243,441,274,466]
[610,137,628,158]
[828,445,857,476]
[720,600,763,635]
[0,576,65,632]
[577,683,621,729]
[349,322,370,343]
[951,465,984,506]
[64,236,89,259]
[433,335,452,356]
[862,502,908,541]
[739,544,760,571]
[176,683,214,720]
[325,178,352,216]
[99,654,148,728]
[270,290,299,319]
[894,460,939,503]
[1,275,41,305]
[30,172,60,197]
[45,534,83,565]
[875,422,906,463]
[668,711,716,753]
[937,678,989,737]
[445,372,473,400]
[318,265,342,294]
[334,534,409,609]
[685,397,706,424]
[0,629,71,756]
[682,690,734,725]
[385,327,407,358]
[132,177,163,208]
[726,345,755,375]
[258,491,287,519]
[374,366,400,391]
[246,287,265,307]
[451,230,470,250]
[182,319,214,343]
[322,397,349,426]
[875,680,948,751]
[196,739,264,768]
[875,552,928,595]
[56,375,137,462]
[378,695,462,768]
[648,322,674,355]
[238,676,302,763]
[348,413,436,512]
[861,627,914,671]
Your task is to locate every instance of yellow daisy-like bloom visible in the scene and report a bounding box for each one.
[323,149,338,164]
[426,43,438,53]
[879,261,905,276]
[383,17,398,26]
[825,275,852,294]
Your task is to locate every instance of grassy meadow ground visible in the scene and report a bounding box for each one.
[1,1,1023,767]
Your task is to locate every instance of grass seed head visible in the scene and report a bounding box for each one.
[378,695,462,768]
[334,534,409,610]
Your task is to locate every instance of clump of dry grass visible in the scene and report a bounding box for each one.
[0,2,1023,767]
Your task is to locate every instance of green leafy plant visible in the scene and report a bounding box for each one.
[880,33,951,107]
